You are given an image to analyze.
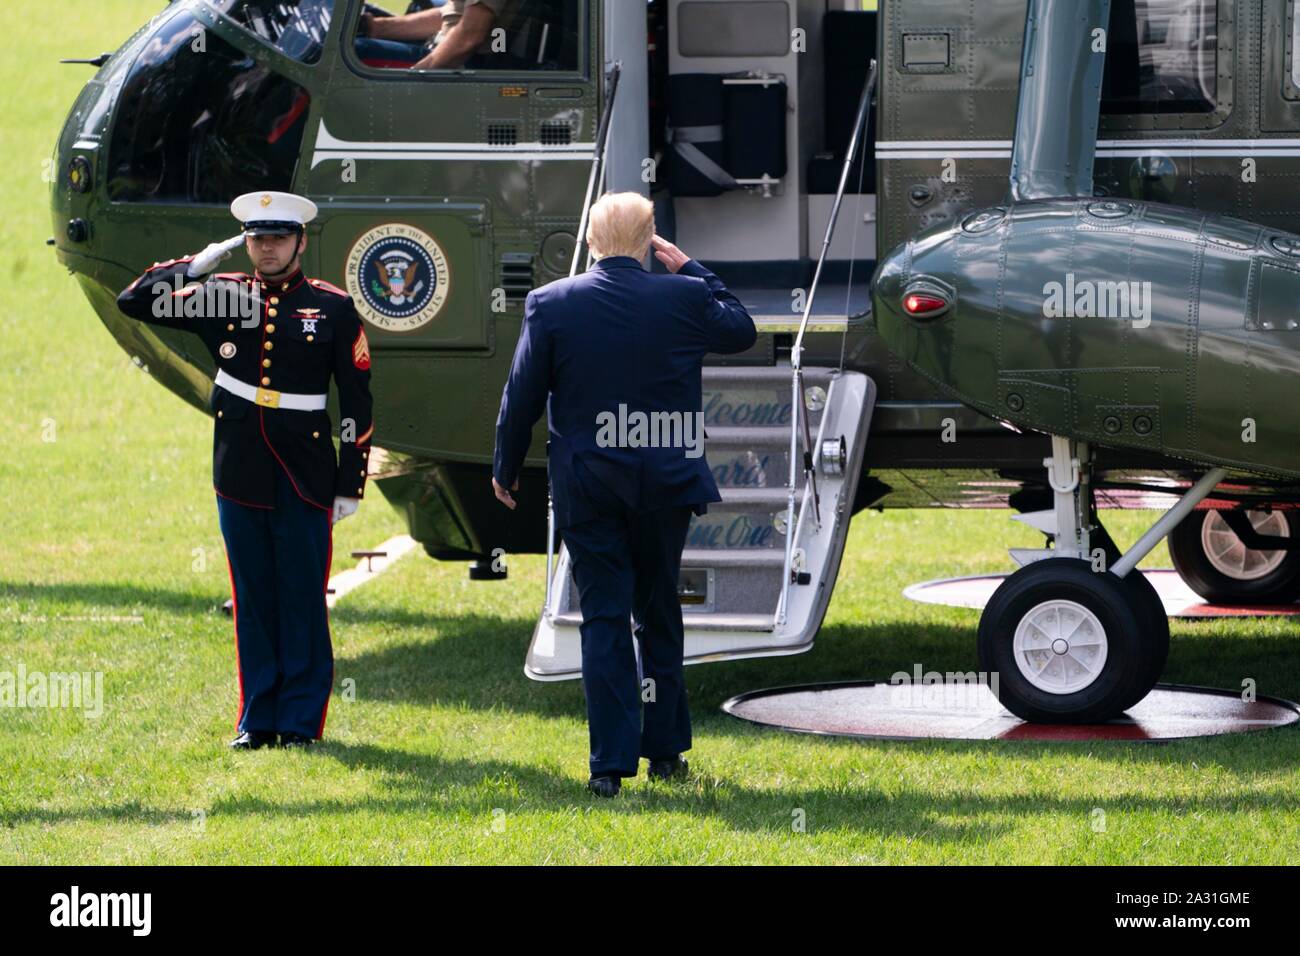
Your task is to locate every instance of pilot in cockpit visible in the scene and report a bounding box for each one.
[355,0,522,70]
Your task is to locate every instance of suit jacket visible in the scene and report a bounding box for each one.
[493,255,757,528]
[117,260,375,511]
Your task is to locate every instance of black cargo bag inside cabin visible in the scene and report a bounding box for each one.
[665,73,788,197]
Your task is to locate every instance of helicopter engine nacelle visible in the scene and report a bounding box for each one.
[872,197,1300,480]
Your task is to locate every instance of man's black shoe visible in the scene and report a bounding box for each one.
[587,774,621,798]
[647,756,689,780]
[229,731,278,750]
[279,732,315,749]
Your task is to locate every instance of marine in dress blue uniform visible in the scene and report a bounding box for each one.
[116,191,375,749]
[492,215,756,795]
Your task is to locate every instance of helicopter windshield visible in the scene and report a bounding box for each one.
[107,9,311,203]
[204,0,333,64]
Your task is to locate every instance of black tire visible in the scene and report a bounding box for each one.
[1116,568,1169,710]
[1016,517,1166,710]
[978,558,1160,723]
[1092,517,1169,706]
[1169,509,1300,605]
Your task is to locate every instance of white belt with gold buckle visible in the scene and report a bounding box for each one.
[214,369,326,411]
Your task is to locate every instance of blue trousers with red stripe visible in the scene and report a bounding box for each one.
[216,465,334,738]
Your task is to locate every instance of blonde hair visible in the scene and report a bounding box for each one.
[586,191,654,261]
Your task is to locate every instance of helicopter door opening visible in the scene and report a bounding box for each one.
[646,0,876,325]
[523,0,881,680]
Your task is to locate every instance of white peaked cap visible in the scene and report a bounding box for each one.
[230,191,319,234]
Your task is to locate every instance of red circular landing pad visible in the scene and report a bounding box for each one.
[904,569,1300,619]
[722,682,1300,742]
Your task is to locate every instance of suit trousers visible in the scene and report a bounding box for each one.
[216,465,334,739]
[560,469,694,776]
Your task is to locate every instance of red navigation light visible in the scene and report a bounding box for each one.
[903,291,948,316]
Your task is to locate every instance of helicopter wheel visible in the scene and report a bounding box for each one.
[978,558,1162,723]
[1091,517,1169,708]
[1169,509,1300,606]
[1115,565,1169,710]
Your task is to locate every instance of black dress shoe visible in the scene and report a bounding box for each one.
[279,732,315,749]
[229,731,278,750]
[647,755,689,780]
[587,774,621,798]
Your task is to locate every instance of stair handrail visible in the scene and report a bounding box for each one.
[543,60,621,621]
[776,60,876,627]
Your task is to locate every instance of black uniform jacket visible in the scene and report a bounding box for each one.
[117,258,375,511]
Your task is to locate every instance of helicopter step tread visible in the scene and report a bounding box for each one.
[702,425,790,445]
[526,367,877,681]
[681,548,786,568]
[704,424,804,493]
[727,282,872,323]
[702,365,835,385]
[551,611,777,633]
[566,548,785,615]
[715,487,793,506]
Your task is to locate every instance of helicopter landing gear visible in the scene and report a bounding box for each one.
[981,436,1222,723]
[468,558,508,581]
[1168,508,1300,606]
[979,558,1162,722]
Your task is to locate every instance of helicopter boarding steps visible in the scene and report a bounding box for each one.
[525,365,876,680]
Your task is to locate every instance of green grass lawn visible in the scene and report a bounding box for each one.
[2,1,1299,865]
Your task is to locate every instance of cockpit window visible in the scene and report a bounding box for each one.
[107,11,310,203]
[1101,0,1219,115]
[204,0,334,64]
[351,0,583,73]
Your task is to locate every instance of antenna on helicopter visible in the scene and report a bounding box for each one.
[60,54,112,67]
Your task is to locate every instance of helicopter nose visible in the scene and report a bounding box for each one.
[871,241,911,318]
[869,225,998,414]
[873,241,955,323]
[872,239,958,363]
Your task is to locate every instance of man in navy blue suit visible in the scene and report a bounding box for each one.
[492,192,756,797]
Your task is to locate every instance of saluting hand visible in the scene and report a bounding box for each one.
[187,234,246,278]
[492,476,519,510]
[651,234,690,273]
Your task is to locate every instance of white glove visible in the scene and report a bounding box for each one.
[331,497,359,525]
[186,234,246,278]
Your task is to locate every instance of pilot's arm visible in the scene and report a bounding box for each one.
[413,0,498,69]
[363,6,443,42]
[333,301,375,513]
[493,290,551,505]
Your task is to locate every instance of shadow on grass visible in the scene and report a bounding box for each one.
[332,602,1300,706]
[0,580,223,616]
[331,612,993,718]
[7,579,1298,785]
[332,609,1300,768]
[198,738,1300,847]
[6,726,1299,844]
